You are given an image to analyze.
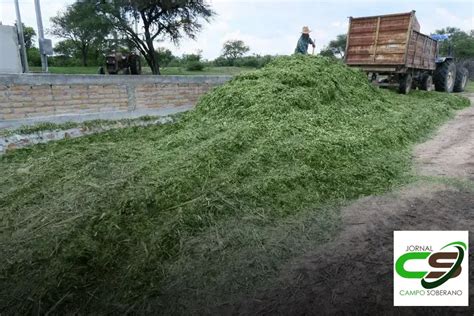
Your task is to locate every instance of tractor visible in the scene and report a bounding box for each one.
[431,34,469,93]
[99,51,142,75]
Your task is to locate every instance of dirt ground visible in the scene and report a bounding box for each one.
[225,94,474,315]
[415,93,474,180]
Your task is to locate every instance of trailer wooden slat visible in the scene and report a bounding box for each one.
[345,11,437,72]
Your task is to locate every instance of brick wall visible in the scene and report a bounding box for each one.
[0,74,231,128]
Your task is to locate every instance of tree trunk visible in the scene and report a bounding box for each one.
[142,15,160,75]
[143,50,160,75]
[146,49,160,75]
[81,43,88,67]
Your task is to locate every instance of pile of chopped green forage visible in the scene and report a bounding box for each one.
[0,56,469,314]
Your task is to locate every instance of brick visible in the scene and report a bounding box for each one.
[35,105,54,111]
[33,95,54,102]
[54,108,76,114]
[13,107,35,114]
[53,95,73,101]
[71,95,89,100]
[11,102,33,108]
[8,95,32,102]
[10,85,31,91]
[3,113,24,120]
[99,107,119,112]
[0,107,13,114]
[52,85,71,91]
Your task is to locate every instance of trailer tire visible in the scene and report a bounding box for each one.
[420,74,433,91]
[434,61,456,93]
[398,74,412,94]
[453,67,468,92]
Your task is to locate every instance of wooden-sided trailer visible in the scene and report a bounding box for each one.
[344,11,464,94]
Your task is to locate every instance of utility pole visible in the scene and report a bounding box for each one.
[34,0,48,72]
[14,0,29,73]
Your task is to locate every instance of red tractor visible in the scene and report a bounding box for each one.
[99,51,142,75]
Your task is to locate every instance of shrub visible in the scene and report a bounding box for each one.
[183,53,204,71]
[185,60,205,71]
[27,47,41,67]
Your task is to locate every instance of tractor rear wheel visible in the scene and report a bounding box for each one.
[453,67,468,92]
[420,74,433,91]
[129,55,142,75]
[398,74,412,94]
[434,61,456,93]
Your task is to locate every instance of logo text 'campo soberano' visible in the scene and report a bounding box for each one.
[393,231,468,306]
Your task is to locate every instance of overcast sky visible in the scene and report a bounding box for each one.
[0,0,472,59]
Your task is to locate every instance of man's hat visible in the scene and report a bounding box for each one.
[302,26,311,34]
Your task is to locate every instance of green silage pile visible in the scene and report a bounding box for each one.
[0,56,469,313]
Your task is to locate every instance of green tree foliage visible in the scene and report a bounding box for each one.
[221,40,250,64]
[213,54,273,68]
[21,24,39,66]
[27,47,41,67]
[53,39,77,58]
[155,47,176,67]
[52,39,105,67]
[22,24,36,50]
[49,1,112,66]
[183,51,204,71]
[320,34,347,58]
[435,27,474,60]
[97,0,214,75]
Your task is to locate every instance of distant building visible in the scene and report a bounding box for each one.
[0,25,23,74]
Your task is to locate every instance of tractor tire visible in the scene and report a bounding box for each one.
[420,74,433,91]
[398,73,412,94]
[434,61,456,93]
[129,55,142,75]
[453,67,468,92]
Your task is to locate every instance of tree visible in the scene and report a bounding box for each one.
[320,34,347,58]
[54,39,77,58]
[434,27,474,60]
[20,24,38,66]
[97,0,214,75]
[221,40,249,64]
[155,47,175,67]
[50,1,112,66]
[22,24,36,49]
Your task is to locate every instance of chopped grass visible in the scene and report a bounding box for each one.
[0,56,469,314]
[0,114,184,137]
[0,121,81,136]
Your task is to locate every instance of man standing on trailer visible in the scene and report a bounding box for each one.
[295,26,315,54]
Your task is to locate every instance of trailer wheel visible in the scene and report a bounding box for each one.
[420,74,433,91]
[434,61,456,93]
[453,67,468,92]
[398,74,412,94]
